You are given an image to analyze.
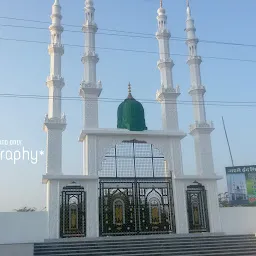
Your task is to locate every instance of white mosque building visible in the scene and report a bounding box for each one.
[42,0,222,239]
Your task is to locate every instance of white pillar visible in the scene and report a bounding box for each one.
[155,3,180,131]
[172,179,189,234]
[46,180,60,239]
[80,0,102,179]
[171,138,184,177]
[44,0,66,175]
[79,0,102,130]
[205,181,222,233]
[86,179,99,237]
[186,2,215,176]
[155,2,185,181]
[83,135,97,176]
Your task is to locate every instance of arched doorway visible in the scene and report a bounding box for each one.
[186,182,210,233]
[60,182,86,238]
[99,140,175,236]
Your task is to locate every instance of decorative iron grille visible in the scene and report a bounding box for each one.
[100,140,170,178]
[99,140,175,236]
[186,182,210,233]
[99,178,175,236]
[60,183,86,238]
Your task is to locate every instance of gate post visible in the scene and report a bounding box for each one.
[86,178,99,237]
[46,180,60,239]
[172,179,189,234]
[204,181,222,233]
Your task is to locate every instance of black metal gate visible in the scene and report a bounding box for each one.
[99,178,175,236]
[186,182,210,233]
[60,183,86,238]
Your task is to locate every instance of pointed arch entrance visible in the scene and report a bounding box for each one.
[60,183,86,238]
[186,182,210,233]
[99,140,175,236]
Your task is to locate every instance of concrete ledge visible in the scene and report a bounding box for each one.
[0,243,34,256]
[174,175,223,181]
[44,232,228,243]
[79,128,186,142]
[42,175,99,184]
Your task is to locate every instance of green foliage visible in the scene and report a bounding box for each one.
[14,206,37,212]
[218,192,230,207]
[218,192,256,207]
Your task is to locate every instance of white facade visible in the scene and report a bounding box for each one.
[43,0,222,240]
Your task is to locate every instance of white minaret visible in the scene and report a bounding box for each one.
[186,0,215,176]
[80,0,102,129]
[44,0,66,175]
[156,0,180,131]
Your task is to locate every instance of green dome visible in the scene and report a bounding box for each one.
[117,85,147,132]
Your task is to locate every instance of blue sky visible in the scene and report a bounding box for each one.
[0,0,256,211]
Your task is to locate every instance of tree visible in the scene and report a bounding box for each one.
[218,192,229,207]
[14,206,37,212]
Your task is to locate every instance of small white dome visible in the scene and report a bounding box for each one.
[157,7,166,15]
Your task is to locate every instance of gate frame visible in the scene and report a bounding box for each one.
[59,183,86,238]
[186,181,210,233]
[99,177,176,236]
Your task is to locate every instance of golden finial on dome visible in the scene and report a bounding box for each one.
[128,82,131,94]
[127,82,133,99]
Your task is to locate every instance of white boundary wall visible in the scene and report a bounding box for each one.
[0,212,48,244]
[0,244,34,256]
[1,207,256,245]
[220,207,256,234]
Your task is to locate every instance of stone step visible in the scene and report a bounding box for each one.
[40,234,254,243]
[35,235,256,247]
[34,248,256,256]
[34,246,256,255]
[34,240,256,251]
[34,235,256,256]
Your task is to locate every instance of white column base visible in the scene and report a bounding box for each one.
[172,179,189,234]
[205,181,222,233]
[86,179,99,237]
[46,180,60,239]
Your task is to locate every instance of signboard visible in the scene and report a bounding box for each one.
[226,165,256,206]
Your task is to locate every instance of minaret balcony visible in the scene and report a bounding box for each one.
[80,80,102,98]
[82,23,98,33]
[48,44,64,55]
[81,51,99,63]
[186,38,199,45]
[156,30,171,39]
[49,24,63,33]
[187,56,202,65]
[156,85,180,102]
[188,85,206,95]
[46,76,65,88]
[157,58,174,69]
[44,114,66,131]
[189,121,214,134]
